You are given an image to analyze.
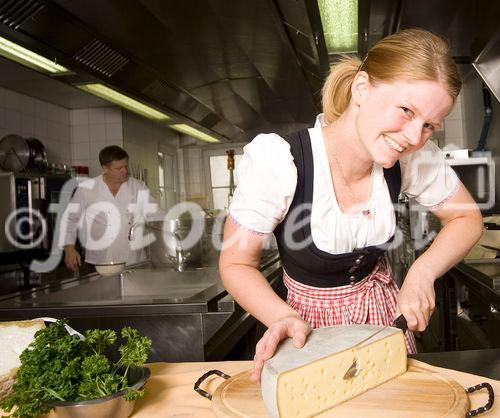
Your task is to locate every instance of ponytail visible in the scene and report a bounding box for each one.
[321,29,461,123]
[321,56,361,124]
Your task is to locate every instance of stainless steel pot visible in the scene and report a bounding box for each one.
[26,137,48,173]
[47,366,150,418]
[0,135,48,173]
[0,134,30,172]
[147,218,203,268]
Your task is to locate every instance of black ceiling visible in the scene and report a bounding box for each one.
[0,0,499,144]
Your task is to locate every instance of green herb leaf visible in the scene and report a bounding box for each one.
[0,320,151,418]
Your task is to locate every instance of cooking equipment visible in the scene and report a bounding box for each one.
[147,218,203,268]
[47,366,150,418]
[95,262,126,277]
[195,359,494,417]
[0,134,31,172]
[473,29,500,104]
[25,138,48,174]
[0,135,48,174]
[0,171,71,253]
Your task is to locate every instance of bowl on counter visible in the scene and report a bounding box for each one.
[47,366,150,418]
[94,262,126,277]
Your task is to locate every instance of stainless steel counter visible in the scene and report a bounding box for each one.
[463,259,500,292]
[441,261,500,351]
[0,252,280,315]
[0,252,283,362]
[0,266,226,316]
[412,349,500,380]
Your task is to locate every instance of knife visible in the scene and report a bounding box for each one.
[343,320,408,380]
[392,314,408,332]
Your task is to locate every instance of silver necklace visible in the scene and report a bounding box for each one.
[329,138,374,216]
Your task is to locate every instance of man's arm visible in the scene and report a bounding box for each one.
[59,184,86,271]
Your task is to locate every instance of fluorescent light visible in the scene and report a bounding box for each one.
[0,35,69,73]
[77,83,171,121]
[169,124,220,143]
[318,0,358,53]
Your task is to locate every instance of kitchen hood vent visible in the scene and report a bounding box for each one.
[0,0,44,30]
[74,39,129,77]
[473,30,500,104]
[142,79,180,106]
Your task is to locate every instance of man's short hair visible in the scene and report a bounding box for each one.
[99,145,129,166]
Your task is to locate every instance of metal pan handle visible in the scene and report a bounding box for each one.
[465,382,495,417]
[194,369,232,400]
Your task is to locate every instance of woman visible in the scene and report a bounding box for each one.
[219,28,483,382]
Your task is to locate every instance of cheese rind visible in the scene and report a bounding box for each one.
[0,319,45,399]
[261,325,407,418]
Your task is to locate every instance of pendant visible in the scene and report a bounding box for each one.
[362,209,371,216]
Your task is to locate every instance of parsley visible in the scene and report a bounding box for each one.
[0,320,151,418]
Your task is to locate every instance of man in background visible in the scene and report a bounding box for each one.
[62,145,159,270]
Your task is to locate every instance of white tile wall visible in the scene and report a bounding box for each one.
[462,70,485,150]
[105,107,122,124]
[181,148,205,199]
[177,148,187,200]
[89,123,106,141]
[0,87,71,166]
[122,110,178,203]
[443,92,465,148]
[105,123,123,142]
[89,108,105,124]
[69,106,123,177]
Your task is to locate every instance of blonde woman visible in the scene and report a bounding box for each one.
[219,28,483,382]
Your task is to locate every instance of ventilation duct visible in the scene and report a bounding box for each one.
[0,0,44,30]
[473,30,500,103]
[74,39,129,77]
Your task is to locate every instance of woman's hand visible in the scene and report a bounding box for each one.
[251,315,311,383]
[396,267,436,332]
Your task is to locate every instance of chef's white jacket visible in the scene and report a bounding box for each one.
[59,175,161,265]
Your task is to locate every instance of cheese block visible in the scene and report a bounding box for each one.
[261,325,407,418]
[0,319,45,399]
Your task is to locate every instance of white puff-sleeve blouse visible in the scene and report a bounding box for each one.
[228,115,459,254]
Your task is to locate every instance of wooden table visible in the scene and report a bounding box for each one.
[3,360,498,417]
[128,360,499,417]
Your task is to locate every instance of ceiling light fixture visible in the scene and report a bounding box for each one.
[77,83,171,121]
[169,124,220,143]
[318,0,358,54]
[0,35,69,74]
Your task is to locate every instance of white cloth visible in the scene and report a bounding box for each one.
[59,175,161,265]
[229,114,459,254]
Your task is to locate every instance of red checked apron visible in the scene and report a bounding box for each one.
[284,258,417,353]
[272,128,417,354]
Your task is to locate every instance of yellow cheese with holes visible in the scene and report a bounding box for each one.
[261,325,407,418]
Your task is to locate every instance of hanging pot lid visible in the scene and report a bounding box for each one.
[0,134,30,172]
[26,138,48,172]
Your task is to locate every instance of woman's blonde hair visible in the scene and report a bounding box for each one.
[321,28,462,124]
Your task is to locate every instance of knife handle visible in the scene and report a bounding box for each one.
[393,315,408,332]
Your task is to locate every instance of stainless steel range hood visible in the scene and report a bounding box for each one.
[2,0,500,144]
[473,30,500,103]
[0,0,328,143]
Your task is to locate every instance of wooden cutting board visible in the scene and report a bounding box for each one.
[211,359,473,417]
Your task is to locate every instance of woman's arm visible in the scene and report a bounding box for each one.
[219,218,310,381]
[397,181,483,331]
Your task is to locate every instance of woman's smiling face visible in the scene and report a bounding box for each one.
[352,74,454,168]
